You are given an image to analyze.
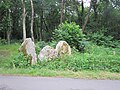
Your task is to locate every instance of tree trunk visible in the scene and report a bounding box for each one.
[21,0,26,41]
[81,0,84,16]
[74,0,84,27]
[7,9,12,44]
[81,0,84,26]
[93,0,97,20]
[35,18,39,40]
[60,0,65,23]
[40,9,43,41]
[30,0,34,42]
[82,0,92,32]
[7,30,11,44]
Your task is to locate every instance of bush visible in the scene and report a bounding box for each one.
[48,41,58,48]
[36,41,48,54]
[87,32,118,48]
[52,22,86,51]
[0,38,7,45]
[11,53,30,68]
[36,41,57,54]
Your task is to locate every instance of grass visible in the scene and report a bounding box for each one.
[0,43,19,67]
[0,68,120,80]
[0,42,120,80]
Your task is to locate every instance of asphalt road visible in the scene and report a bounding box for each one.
[0,76,120,90]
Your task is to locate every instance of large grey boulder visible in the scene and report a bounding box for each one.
[38,41,71,61]
[55,41,71,56]
[19,38,37,65]
[38,45,58,61]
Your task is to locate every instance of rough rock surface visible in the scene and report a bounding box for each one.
[55,41,71,56]
[19,38,37,65]
[38,45,58,60]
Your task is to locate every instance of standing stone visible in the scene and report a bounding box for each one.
[55,41,71,56]
[19,38,37,65]
[38,45,58,61]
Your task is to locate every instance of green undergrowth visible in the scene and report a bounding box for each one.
[35,46,120,72]
[10,42,120,73]
[0,42,120,79]
[0,43,19,67]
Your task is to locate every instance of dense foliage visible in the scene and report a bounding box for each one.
[53,22,85,51]
[87,32,119,48]
[11,53,30,68]
[35,40,57,54]
[0,0,120,42]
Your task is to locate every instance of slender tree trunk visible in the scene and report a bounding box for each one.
[74,0,84,27]
[21,0,26,41]
[35,18,39,40]
[30,0,34,42]
[82,0,92,32]
[38,17,41,41]
[81,0,84,26]
[81,0,84,16]
[60,0,64,23]
[7,30,11,44]
[40,9,43,40]
[93,0,97,20]
[7,9,12,44]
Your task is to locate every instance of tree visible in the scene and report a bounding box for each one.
[21,0,26,41]
[7,9,12,44]
[30,0,34,42]
[0,0,13,44]
[74,0,84,26]
[0,0,120,42]
[82,0,92,32]
[60,0,65,23]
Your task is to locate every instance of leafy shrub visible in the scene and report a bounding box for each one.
[0,38,7,45]
[11,53,30,68]
[48,41,57,48]
[36,41,48,54]
[87,32,118,48]
[52,22,86,51]
[36,41,57,54]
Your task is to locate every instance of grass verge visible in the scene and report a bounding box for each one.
[0,68,120,80]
